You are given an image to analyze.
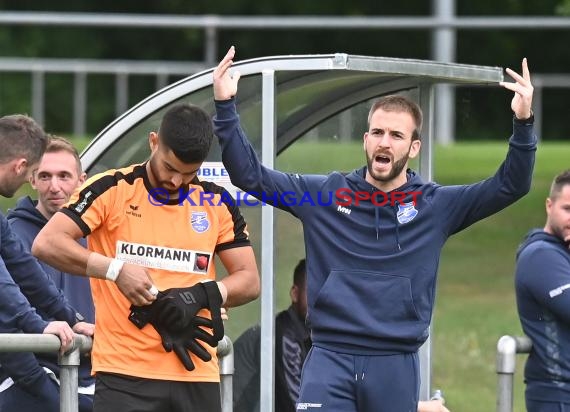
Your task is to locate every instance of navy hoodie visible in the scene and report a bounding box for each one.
[516,229,570,402]
[214,97,536,355]
[0,207,80,390]
[6,196,95,386]
[0,210,78,333]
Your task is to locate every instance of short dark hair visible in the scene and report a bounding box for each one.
[44,135,82,175]
[158,103,213,164]
[367,95,423,141]
[0,114,47,165]
[549,170,570,200]
[293,259,306,288]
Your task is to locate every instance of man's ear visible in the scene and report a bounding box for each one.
[149,132,159,153]
[78,172,87,186]
[13,158,28,176]
[290,284,299,304]
[30,170,37,188]
[546,197,552,215]
[408,140,421,160]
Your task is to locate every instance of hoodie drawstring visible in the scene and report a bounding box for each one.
[374,202,402,251]
[374,206,380,241]
[361,357,369,380]
[393,203,401,251]
[354,356,370,381]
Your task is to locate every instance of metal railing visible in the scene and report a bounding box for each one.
[1,10,570,142]
[0,331,535,412]
[496,335,532,412]
[0,333,234,412]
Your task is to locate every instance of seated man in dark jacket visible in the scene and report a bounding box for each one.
[233,259,311,412]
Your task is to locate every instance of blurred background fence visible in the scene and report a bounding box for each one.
[0,6,570,142]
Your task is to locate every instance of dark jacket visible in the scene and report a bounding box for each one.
[516,229,570,402]
[0,210,78,332]
[5,196,94,387]
[0,207,81,393]
[215,97,536,355]
[233,306,311,412]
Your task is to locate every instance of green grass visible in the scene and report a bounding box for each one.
[431,142,566,412]
[2,138,568,411]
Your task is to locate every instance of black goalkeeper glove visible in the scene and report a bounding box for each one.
[128,303,223,371]
[153,315,219,371]
[128,281,225,371]
[152,281,224,338]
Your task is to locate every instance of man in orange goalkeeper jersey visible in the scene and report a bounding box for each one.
[33,103,260,412]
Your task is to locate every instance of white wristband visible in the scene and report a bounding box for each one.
[105,258,124,282]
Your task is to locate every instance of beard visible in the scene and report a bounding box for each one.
[550,223,570,245]
[0,175,26,198]
[366,145,411,184]
[148,157,178,194]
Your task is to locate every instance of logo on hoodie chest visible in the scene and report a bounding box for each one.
[336,205,352,215]
[396,201,418,224]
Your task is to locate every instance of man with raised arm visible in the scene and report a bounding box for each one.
[213,46,536,412]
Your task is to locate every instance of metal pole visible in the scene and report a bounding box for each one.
[73,71,87,137]
[0,334,92,412]
[59,335,92,412]
[1,12,570,30]
[59,342,81,412]
[0,333,62,351]
[115,71,129,117]
[204,24,218,67]
[260,69,276,412]
[496,335,532,412]
[533,82,543,142]
[418,83,434,401]
[432,0,457,145]
[155,72,169,91]
[217,335,233,412]
[32,70,45,126]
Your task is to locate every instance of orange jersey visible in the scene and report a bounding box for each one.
[62,163,251,382]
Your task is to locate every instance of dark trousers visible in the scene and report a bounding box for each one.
[297,346,419,412]
[0,373,93,412]
[527,399,570,412]
[94,372,221,412]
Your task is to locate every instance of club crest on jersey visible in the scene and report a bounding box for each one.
[396,201,418,224]
[191,211,210,233]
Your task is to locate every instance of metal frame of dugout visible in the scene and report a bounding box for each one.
[79,53,504,411]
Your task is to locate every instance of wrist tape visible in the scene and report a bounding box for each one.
[106,258,124,281]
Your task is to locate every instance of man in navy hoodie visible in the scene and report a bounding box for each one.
[213,47,536,412]
[2,136,95,411]
[515,170,570,412]
[0,118,92,412]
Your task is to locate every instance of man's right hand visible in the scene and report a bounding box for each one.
[115,262,157,306]
[129,285,225,371]
[43,321,74,353]
[213,45,241,101]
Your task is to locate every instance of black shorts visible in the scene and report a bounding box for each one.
[93,372,221,412]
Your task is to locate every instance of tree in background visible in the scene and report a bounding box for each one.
[0,0,568,140]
